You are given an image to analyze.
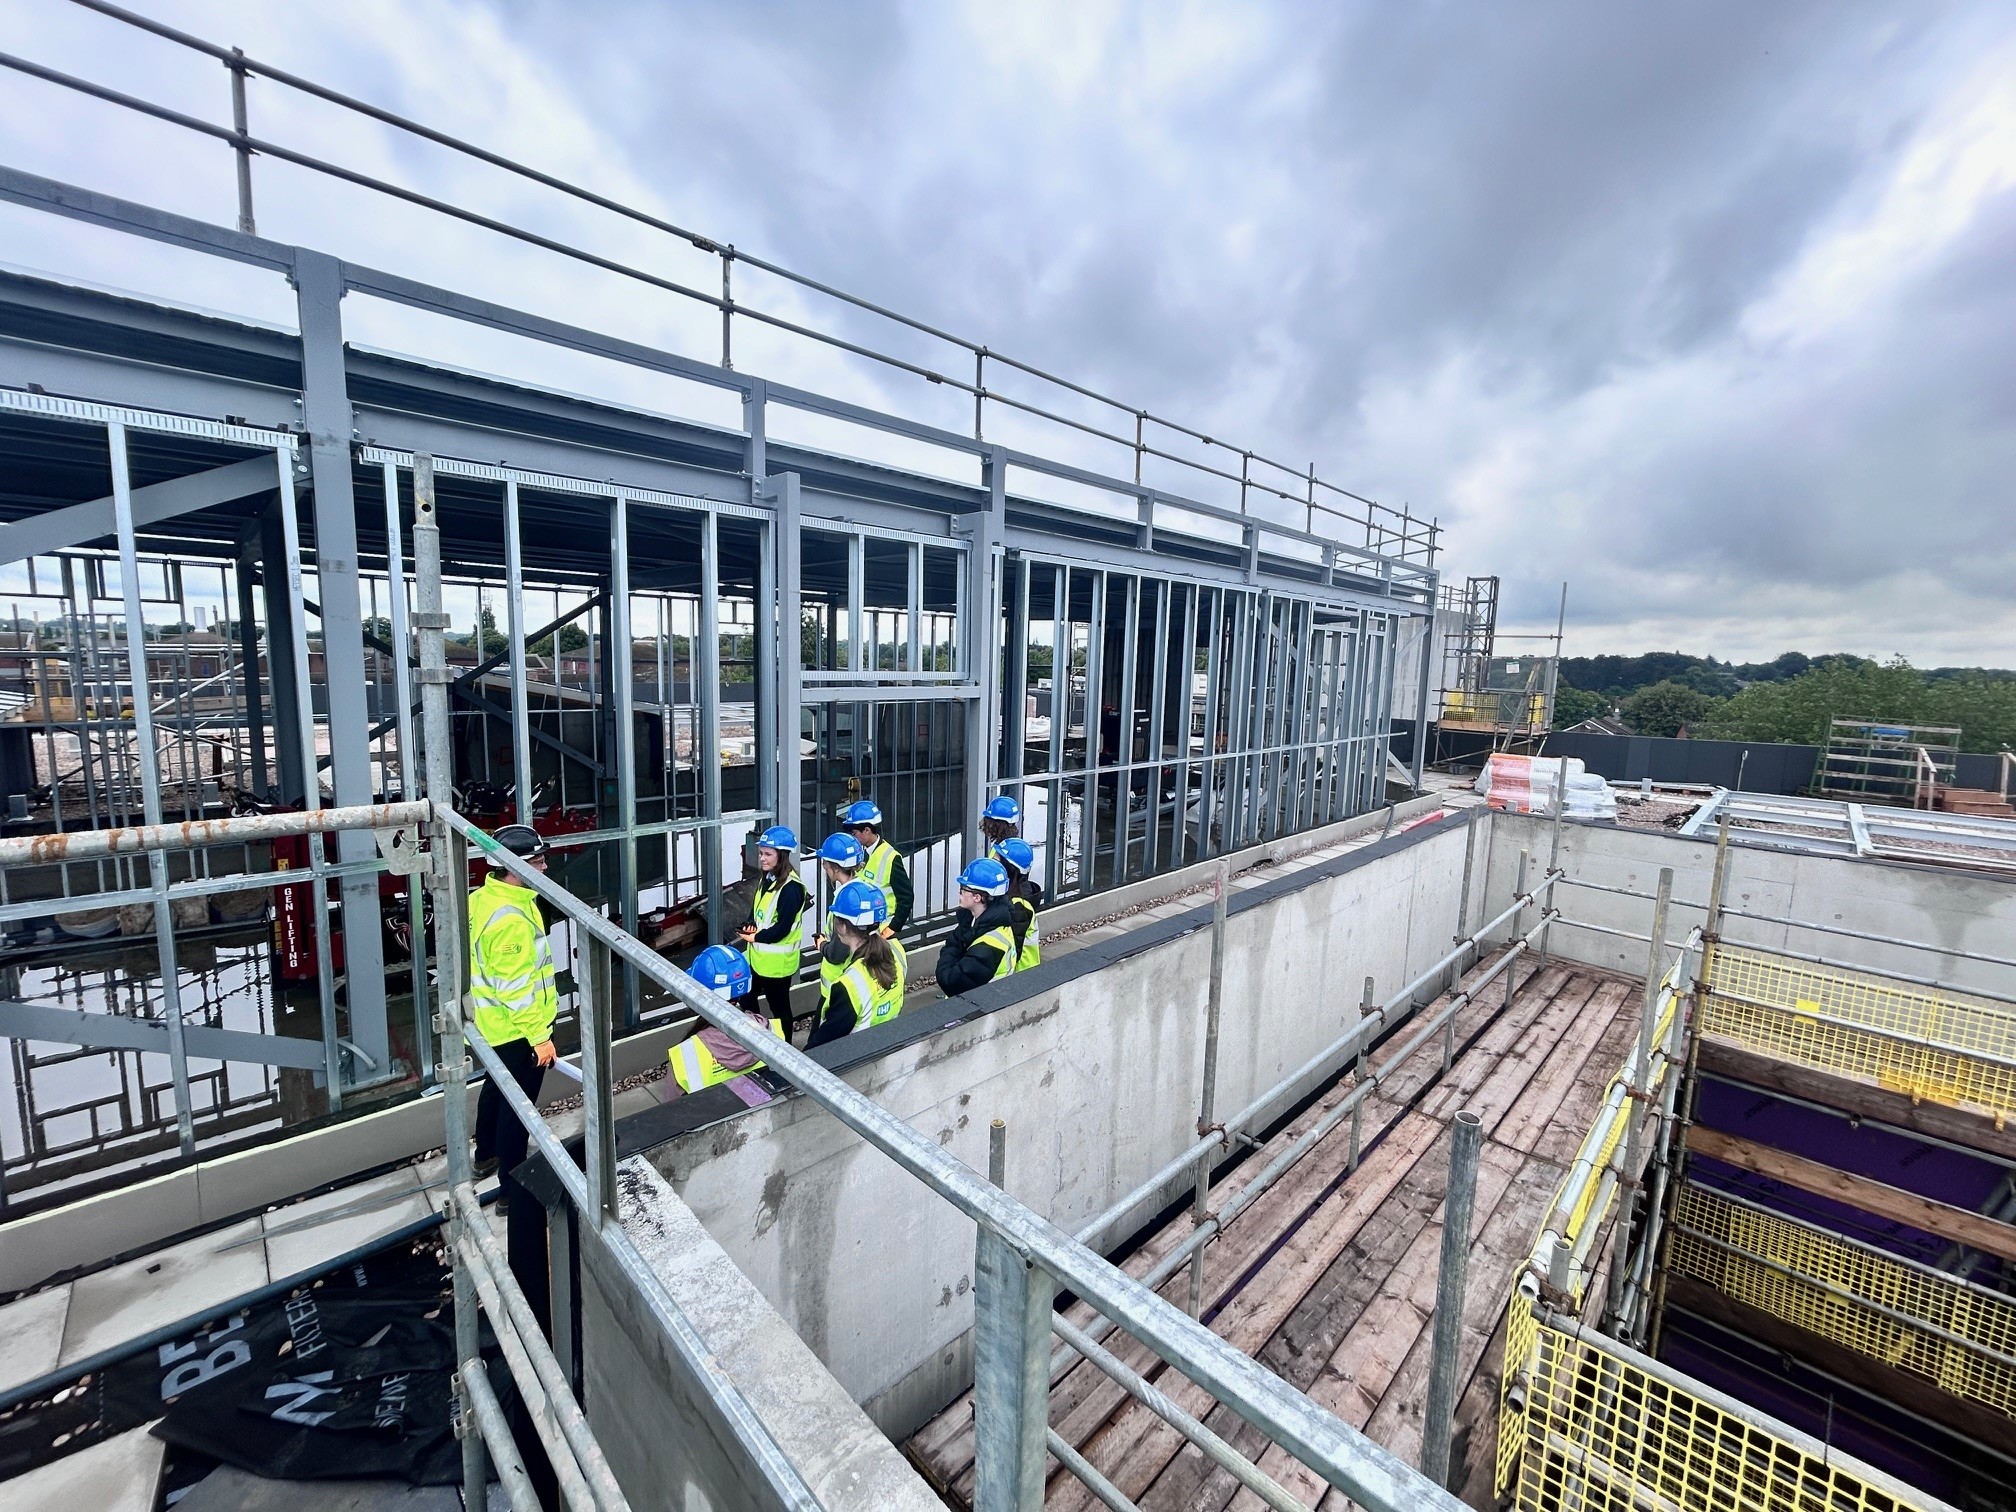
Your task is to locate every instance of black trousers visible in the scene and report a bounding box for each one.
[752,970,798,1036]
[473,1035,546,1174]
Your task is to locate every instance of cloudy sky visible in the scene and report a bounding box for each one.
[2,1,2012,664]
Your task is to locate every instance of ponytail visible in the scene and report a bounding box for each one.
[837,919,899,991]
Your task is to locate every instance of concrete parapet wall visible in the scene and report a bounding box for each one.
[1481,812,2016,997]
[583,1158,939,1511]
[637,816,1476,1440]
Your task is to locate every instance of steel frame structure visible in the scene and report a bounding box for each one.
[0,18,1439,1208]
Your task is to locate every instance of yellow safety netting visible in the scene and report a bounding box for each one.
[1498,1292,1938,1512]
[1700,942,2016,1120]
[1669,1182,2016,1423]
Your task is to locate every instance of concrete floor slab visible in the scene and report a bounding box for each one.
[0,1421,163,1512]
[59,1217,267,1366]
[0,1284,70,1396]
[172,1463,461,1510]
[261,1168,431,1280]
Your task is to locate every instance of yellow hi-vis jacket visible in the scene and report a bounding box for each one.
[468,875,558,1047]
[1010,895,1041,971]
[860,839,901,918]
[820,938,908,1019]
[745,876,804,978]
[669,1016,784,1093]
[831,956,904,1034]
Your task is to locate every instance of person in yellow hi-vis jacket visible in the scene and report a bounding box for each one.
[469,825,558,1184]
[665,945,785,1099]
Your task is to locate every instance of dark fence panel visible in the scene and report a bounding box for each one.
[1538,733,1821,794]
[1414,726,2008,797]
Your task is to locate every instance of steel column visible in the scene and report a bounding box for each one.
[609,495,639,1030]
[108,422,195,1156]
[699,509,723,944]
[1421,1108,1481,1486]
[972,1233,1057,1510]
[411,453,486,1507]
[503,478,533,823]
[293,250,389,1076]
[770,471,803,835]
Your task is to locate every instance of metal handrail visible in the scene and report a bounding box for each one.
[0,796,1464,1505]
[1523,927,1702,1300]
[14,3,1440,564]
[447,805,1466,1510]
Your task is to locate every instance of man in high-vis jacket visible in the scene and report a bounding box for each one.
[842,799,912,933]
[469,824,558,1185]
[666,945,784,1102]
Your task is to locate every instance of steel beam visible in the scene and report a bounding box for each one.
[0,999,326,1071]
[0,452,279,567]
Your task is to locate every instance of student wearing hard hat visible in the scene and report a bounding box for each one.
[808,880,906,1048]
[736,825,808,1038]
[981,793,1021,850]
[841,799,912,933]
[992,836,1044,972]
[810,832,867,1019]
[468,824,558,1187]
[665,945,786,1099]
[935,856,1020,996]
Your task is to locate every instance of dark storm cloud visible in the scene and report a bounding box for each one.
[11,0,2009,659]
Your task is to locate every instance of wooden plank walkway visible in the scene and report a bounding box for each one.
[904,960,1641,1510]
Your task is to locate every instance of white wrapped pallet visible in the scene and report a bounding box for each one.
[1473,753,1618,819]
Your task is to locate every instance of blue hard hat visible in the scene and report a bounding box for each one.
[983,795,1022,824]
[992,837,1035,875]
[829,879,889,929]
[689,944,753,999]
[959,857,1010,896]
[757,824,799,853]
[817,832,865,869]
[841,799,883,828]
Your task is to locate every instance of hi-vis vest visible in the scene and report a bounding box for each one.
[1010,895,1041,972]
[669,1017,784,1093]
[832,957,904,1034]
[860,839,901,918]
[821,938,908,1019]
[975,923,1017,981]
[746,876,803,978]
[468,877,557,1047]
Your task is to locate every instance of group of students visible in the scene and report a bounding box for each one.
[667,793,1045,1096]
[459,796,1047,1190]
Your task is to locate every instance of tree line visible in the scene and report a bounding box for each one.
[1552,652,2016,753]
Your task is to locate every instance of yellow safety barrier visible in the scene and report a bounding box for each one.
[1497,934,1966,1510]
[1669,1182,2016,1423]
[1441,688,1547,729]
[1700,943,2016,1121]
[1499,1292,1942,1512]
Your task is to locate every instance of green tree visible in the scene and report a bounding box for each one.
[529,622,591,658]
[1697,658,1928,745]
[1694,656,2016,752]
[1622,680,1718,737]
[1551,685,1610,730]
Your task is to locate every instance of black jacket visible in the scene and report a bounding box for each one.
[886,850,915,933]
[936,897,1018,996]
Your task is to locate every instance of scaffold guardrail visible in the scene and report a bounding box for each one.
[1700,942,2016,1120]
[1500,1293,1951,1512]
[1497,917,1961,1512]
[1669,1181,2016,1425]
